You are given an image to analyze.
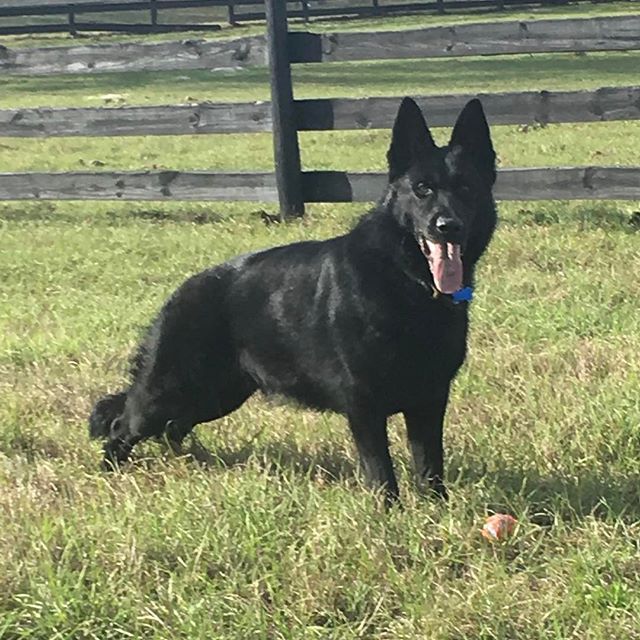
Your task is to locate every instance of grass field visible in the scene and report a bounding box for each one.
[1,6,640,639]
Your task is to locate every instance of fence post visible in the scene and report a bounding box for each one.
[227,3,237,25]
[301,0,310,23]
[265,0,305,219]
[150,0,158,26]
[68,7,77,36]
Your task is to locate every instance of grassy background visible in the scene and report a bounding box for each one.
[2,52,640,109]
[2,51,640,173]
[1,5,640,638]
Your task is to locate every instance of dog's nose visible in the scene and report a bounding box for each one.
[435,216,462,237]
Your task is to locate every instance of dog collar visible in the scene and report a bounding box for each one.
[452,286,473,303]
[431,285,473,305]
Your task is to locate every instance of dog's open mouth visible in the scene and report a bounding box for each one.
[418,236,463,294]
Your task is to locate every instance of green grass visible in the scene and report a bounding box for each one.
[2,51,640,109]
[2,121,640,173]
[1,51,640,174]
[1,7,640,639]
[1,200,640,638]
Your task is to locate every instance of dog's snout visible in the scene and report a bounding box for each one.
[435,216,462,237]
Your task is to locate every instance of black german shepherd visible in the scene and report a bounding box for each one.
[89,97,497,503]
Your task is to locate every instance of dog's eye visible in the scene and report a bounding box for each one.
[414,182,433,198]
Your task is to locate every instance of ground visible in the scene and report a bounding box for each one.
[1,5,639,638]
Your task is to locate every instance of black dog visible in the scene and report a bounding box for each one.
[90,97,497,503]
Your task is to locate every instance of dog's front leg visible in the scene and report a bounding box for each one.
[348,409,399,505]
[403,383,450,500]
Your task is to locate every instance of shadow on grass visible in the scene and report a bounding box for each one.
[452,457,640,524]
[155,434,640,522]
[185,434,357,483]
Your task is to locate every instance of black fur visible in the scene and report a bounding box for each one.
[89,98,497,503]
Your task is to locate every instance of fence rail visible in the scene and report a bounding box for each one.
[0,0,234,35]
[2,13,639,207]
[0,167,638,201]
[0,0,627,36]
[289,15,640,62]
[2,15,640,75]
[2,86,639,138]
[0,36,267,75]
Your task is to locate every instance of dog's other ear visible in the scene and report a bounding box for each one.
[449,99,496,185]
[387,97,436,182]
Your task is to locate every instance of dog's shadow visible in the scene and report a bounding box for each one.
[178,433,356,484]
[166,437,640,522]
[451,456,640,524]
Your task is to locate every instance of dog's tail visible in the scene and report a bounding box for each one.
[88,391,127,439]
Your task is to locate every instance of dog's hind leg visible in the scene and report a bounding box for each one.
[102,374,257,470]
[348,408,399,506]
[163,419,212,464]
[163,376,257,463]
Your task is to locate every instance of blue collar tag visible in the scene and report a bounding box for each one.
[451,286,473,304]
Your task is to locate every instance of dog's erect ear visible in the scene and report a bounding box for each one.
[449,99,496,185]
[387,97,436,182]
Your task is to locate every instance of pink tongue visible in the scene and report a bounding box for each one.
[426,241,462,294]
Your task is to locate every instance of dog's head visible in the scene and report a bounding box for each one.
[385,97,496,294]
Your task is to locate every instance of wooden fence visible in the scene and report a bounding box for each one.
[3,87,639,137]
[1,168,637,202]
[0,0,626,35]
[3,15,640,75]
[1,11,639,213]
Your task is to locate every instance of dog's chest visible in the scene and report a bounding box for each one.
[360,300,469,403]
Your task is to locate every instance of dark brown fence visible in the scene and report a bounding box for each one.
[3,15,640,75]
[1,12,639,213]
[0,0,222,35]
[2,87,639,137]
[0,0,628,35]
[0,167,636,202]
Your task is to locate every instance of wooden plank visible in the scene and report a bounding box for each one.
[289,15,640,63]
[0,171,278,201]
[0,0,151,9]
[0,167,638,201]
[0,23,223,36]
[265,0,304,218]
[296,86,640,130]
[0,34,266,75]
[0,0,260,15]
[233,0,503,22]
[0,102,272,137]
[302,168,640,201]
[4,14,639,75]
[495,167,640,201]
[2,87,638,138]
